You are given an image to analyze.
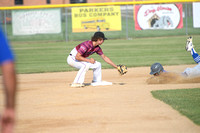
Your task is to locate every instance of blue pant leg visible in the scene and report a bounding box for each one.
[191,48,200,63]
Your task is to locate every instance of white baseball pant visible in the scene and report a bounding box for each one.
[67,48,102,84]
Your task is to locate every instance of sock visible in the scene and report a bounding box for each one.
[191,48,200,63]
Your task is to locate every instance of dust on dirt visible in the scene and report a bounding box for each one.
[146,72,200,84]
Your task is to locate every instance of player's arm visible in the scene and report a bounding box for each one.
[75,52,95,64]
[2,61,16,109]
[1,61,16,133]
[100,54,117,68]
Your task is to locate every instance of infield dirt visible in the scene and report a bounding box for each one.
[0,64,200,133]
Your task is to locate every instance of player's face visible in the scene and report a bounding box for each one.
[153,71,162,76]
[97,38,104,45]
[153,73,159,76]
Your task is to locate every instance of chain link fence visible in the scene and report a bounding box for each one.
[0,2,199,42]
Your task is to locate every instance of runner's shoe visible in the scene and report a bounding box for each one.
[185,36,193,52]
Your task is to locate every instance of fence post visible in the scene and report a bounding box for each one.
[65,7,69,42]
[185,3,188,35]
[4,10,7,35]
[0,11,2,25]
[126,5,128,40]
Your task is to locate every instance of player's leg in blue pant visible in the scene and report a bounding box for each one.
[191,48,200,63]
[182,37,200,77]
[182,48,200,77]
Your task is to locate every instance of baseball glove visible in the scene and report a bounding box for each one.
[117,64,128,75]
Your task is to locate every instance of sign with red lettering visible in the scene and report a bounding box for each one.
[134,4,183,30]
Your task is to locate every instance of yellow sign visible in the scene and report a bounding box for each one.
[72,6,121,32]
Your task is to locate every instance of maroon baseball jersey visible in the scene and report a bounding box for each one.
[76,40,103,57]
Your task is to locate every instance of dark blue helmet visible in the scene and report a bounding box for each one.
[150,63,164,75]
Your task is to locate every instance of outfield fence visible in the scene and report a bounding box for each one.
[0,0,199,42]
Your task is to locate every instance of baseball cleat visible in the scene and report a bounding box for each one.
[91,81,112,86]
[71,83,85,88]
[185,36,193,52]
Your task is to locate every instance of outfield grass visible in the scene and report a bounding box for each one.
[151,88,200,125]
[12,35,200,74]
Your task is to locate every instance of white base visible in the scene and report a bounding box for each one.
[91,81,112,86]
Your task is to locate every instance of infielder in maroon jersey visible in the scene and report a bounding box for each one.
[67,32,118,87]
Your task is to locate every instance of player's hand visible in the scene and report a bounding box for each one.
[89,58,95,64]
[0,108,15,133]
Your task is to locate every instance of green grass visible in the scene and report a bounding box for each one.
[151,88,200,125]
[12,35,200,74]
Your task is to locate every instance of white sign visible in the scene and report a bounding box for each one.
[12,9,61,35]
[135,4,183,30]
[193,2,200,28]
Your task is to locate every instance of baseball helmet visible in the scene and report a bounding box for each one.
[150,63,164,75]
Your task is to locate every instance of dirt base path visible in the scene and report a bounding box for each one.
[1,65,200,133]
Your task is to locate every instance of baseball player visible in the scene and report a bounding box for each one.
[182,36,200,77]
[67,31,118,87]
[0,26,17,133]
[150,62,167,76]
[150,36,200,78]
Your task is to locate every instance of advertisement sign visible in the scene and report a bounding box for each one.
[71,6,121,32]
[193,2,200,28]
[134,4,183,30]
[12,9,61,35]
